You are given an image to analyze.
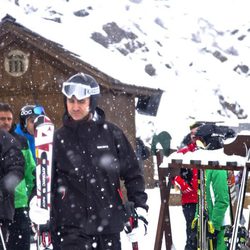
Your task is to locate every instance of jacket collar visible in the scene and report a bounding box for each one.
[62,107,105,129]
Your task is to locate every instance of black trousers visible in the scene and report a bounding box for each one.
[182,203,197,250]
[7,207,31,250]
[52,227,121,250]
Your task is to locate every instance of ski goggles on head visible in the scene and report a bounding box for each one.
[62,82,100,100]
[33,106,45,115]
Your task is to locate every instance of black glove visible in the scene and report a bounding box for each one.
[124,201,137,234]
[209,229,219,239]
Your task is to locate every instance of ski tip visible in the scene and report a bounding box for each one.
[34,115,53,129]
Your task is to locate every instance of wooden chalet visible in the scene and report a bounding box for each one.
[0,14,163,151]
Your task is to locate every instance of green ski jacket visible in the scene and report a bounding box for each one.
[11,131,36,208]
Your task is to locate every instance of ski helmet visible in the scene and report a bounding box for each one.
[62,72,100,114]
[19,105,45,132]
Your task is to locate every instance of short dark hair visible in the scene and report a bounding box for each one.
[189,122,204,130]
[0,102,14,114]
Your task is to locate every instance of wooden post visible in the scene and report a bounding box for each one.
[154,151,180,250]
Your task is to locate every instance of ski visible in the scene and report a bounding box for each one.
[194,143,216,250]
[0,226,6,250]
[34,115,54,250]
[197,167,207,250]
[227,170,237,223]
[228,145,250,250]
[192,142,210,250]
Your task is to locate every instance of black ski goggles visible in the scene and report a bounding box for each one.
[62,82,100,100]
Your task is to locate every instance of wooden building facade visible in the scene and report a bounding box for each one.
[0,15,163,150]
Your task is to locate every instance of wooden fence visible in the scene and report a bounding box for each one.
[154,134,250,250]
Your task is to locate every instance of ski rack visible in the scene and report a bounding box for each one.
[154,134,250,250]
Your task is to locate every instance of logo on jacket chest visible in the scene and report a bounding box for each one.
[97,145,109,149]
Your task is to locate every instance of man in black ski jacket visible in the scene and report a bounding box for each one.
[29,73,149,250]
[0,129,24,249]
[0,102,36,250]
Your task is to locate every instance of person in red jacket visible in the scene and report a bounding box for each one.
[173,123,201,250]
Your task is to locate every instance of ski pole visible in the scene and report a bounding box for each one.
[128,211,139,250]
[229,160,248,250]
[132,241,139,250]
[118,189,139,250]
[0,226,6,250]
[209,239,213,250]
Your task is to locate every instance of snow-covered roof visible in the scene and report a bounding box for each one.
[2,0,250,147]
[0,14,163,98]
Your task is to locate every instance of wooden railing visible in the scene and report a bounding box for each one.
[154,134,250,250]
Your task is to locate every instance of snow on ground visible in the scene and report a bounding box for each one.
[30,187,250,249]
[31,187,186,250]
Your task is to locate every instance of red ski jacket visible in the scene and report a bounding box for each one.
[174,142,198,205]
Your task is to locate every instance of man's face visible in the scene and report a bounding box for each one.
[66,96,90,121]
[0,111,13,132]
[26,116,36,135]
[190,127,199,141]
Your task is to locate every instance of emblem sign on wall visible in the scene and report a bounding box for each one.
[4,49,29,77]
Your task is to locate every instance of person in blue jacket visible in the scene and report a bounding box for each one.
[15,104,45,244]
[15,105,45,162]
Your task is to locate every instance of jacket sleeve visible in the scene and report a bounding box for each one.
[210,170,229,230]
[0,132,24,199]
[174,176,192,192]
[114,127,148,211]
[22,147,36,198]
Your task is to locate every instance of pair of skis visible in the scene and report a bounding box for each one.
[227,145,250,250]
[198,167,207,249]
[34,115,54,250]
[194,141,216,249]
[197,167,216,250]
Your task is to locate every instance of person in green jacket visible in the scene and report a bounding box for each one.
[205,169,229,249]
[0,103,35,250]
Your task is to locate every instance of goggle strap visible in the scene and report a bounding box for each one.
[63,81,91,88]
[90,86,100,95]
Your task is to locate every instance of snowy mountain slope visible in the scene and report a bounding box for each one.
[2,0,250,147]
